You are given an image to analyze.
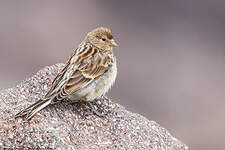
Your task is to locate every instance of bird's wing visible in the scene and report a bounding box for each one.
[44,45,112,101]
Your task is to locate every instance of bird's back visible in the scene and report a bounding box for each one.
[45,42,116,103]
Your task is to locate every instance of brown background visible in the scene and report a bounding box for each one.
[1,1,225,149]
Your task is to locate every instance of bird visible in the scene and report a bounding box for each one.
[15,27,118,120]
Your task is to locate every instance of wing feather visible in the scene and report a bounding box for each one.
[44,44,112,101]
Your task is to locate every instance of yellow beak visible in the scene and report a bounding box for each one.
[110,39,118,47]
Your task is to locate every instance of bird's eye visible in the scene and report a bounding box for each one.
[101,38,106,41]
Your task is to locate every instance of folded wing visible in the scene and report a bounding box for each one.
[44,45,112,102]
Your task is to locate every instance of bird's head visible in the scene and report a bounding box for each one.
[85,27,118,50]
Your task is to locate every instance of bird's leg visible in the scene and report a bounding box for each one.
[66,98,106,117]
[63,98,83,114]
[85,101,106,118]
[102,95,110,101]
[101,95,111,110]
[64,98,83,108]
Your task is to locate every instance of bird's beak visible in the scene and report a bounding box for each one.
[110,39,118,47]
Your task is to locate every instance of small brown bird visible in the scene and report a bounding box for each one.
[15,27,118,120]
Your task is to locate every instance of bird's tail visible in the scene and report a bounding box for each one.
[15,98,51,120]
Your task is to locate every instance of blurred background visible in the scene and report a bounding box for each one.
[0,0,225,149]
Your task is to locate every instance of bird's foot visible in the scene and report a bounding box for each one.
[85,101,107,118]
[102,95,110,101]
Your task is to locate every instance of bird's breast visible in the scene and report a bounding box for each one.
[68,60,117,101]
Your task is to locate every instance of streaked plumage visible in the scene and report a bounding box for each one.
[15,27,118,120]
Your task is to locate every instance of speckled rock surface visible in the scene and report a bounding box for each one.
[0,64,188,149]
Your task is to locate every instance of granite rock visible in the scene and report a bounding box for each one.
[0,64,188,150]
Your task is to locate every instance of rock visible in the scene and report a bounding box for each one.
[0,64,188,149]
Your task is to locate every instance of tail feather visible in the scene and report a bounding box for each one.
[15,99,51,120]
